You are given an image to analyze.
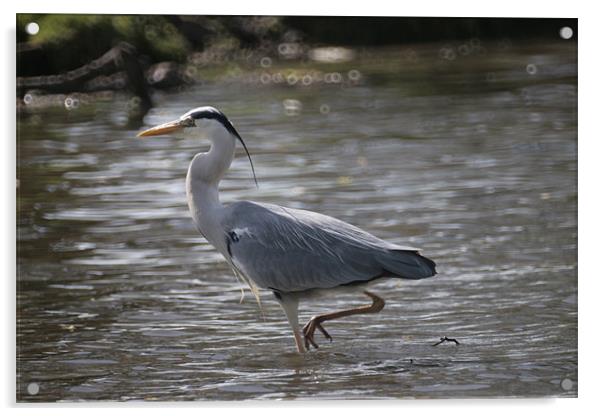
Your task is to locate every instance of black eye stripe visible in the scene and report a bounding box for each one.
[189,109,239,137]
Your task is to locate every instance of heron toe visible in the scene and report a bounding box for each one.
[303,317,333,349]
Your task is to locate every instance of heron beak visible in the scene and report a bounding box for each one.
[137,119,186,138]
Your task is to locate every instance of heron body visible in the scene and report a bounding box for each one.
[138,106,437,353]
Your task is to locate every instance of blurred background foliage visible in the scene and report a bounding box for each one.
[17,14,575,77]
[16,14,283,76]
[16,14,577,121]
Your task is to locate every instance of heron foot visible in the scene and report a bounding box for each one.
[302,317,333,350]
[300,291,384,350]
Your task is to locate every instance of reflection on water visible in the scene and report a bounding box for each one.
[17,40,577,401]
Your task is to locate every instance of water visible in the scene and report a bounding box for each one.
[17,40,577,401]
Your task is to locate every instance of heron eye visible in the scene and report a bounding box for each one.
[183,118,196,128]
[229,231,239,242]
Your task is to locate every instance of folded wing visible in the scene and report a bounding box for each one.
[221,201,436,292]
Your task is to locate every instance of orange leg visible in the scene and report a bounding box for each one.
[302,291,385,349]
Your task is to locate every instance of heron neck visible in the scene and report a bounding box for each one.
[186,130,236,214]
[201,129,236,185]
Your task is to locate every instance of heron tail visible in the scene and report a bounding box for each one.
[378,250,437,279]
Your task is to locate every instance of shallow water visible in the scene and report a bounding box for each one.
[17,40,577,401]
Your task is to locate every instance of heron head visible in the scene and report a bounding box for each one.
[137,106,237,139]
[137,106,257,186]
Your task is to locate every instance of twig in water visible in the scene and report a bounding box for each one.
[432,336,460,346]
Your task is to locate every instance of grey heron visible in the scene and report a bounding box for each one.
[137,106,437,353]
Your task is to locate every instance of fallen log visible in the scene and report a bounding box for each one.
[17,41,152,112]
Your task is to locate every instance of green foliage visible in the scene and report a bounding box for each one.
[18,14,108,46]
[111,15,190,61]
[17,14,190,72]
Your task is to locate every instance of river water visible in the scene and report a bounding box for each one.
[17,39,577,401]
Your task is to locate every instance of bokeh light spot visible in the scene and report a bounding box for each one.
[301,75,313,86]
[526,64,537,75]
[64,96,80,110]
[272,73,284,83]
[348,69,361,81]
[260,72,271,84]
[260,57,272,68]
[283,99,302,116]
[286,73,298,85]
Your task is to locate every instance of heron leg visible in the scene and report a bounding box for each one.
[274,291,306,353]
[293,328,305,353]
[302,290,385,350]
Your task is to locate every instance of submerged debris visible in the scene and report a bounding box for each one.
[432,336,460,346]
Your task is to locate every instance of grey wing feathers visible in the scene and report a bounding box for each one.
[376,249,437,281]
[222,201,436,292]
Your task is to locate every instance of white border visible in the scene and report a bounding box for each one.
[4,1,600,414]
[8,0,582,16]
